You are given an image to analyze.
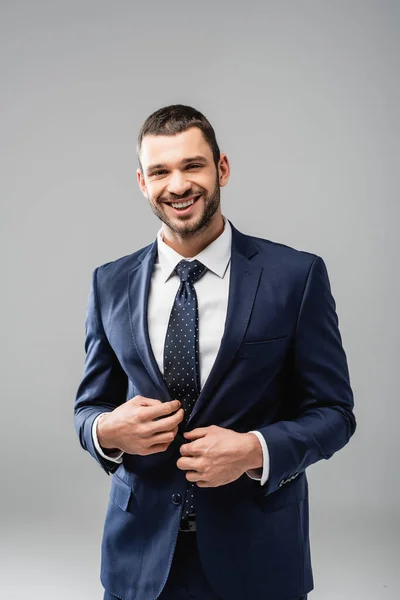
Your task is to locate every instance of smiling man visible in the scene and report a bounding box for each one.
[74,104,356,600]
[138,121,228,257]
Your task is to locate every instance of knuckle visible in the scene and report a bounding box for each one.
[136,424,146,438]
[135,407,145,420]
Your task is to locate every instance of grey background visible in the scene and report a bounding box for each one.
[1,0,398,598]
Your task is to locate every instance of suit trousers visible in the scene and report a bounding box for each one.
[103,530,308,600]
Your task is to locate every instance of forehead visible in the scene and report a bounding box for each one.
[140,127,212,169]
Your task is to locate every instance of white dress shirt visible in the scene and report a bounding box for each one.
[92,216,269,485]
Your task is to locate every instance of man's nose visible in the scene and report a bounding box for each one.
[167,170,192,196]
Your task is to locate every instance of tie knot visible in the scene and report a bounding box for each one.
[175,259,207,285]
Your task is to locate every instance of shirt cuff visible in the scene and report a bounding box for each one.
[92,413,124,463]
[245,430,270,486]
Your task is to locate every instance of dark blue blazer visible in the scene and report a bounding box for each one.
[74,220,356,600]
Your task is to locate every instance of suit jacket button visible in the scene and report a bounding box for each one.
[172,493,182,505]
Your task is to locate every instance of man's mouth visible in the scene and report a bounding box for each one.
[163,194,202,213]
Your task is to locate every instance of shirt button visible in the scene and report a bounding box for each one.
[172,493,182,505]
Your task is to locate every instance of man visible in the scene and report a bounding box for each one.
[74,104,356,600]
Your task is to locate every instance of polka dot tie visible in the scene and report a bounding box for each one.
[163,259,207,518]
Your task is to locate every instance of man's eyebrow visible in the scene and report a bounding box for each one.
[181,155,208,165]
[146,155,208,173]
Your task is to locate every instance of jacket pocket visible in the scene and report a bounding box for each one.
[238,335,289,358]
[109,475,134,512]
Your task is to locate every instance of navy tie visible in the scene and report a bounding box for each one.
[163,259,207,518]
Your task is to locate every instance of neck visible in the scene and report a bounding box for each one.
[161,213,225,258]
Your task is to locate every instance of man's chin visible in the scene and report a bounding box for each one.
[157,206,204,234]
[151,193,220,236]
[165,218,203,237]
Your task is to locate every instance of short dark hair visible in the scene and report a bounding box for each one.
[136,104,221,172]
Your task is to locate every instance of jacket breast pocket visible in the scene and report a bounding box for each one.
[238,335,289,358]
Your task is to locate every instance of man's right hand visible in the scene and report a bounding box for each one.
[97,396,184,456]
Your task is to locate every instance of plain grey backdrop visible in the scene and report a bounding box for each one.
[1,1,398,598]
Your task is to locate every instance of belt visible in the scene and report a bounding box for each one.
[179,515,197,532]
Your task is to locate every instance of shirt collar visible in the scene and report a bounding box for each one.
[156,216,232,283]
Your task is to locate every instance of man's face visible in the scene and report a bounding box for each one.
[137,127,228,237]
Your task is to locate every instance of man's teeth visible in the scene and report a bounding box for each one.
[171,197,197,209]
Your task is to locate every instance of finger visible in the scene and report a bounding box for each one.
[148,430,177,445]
[176,457,199,471]
[179,441,202,456]
[144,442,170,454]
[130,396,162,406]
[145,409,184,436]
[183,427,209,440]
[140,400,182,422]
[185,471,203,483]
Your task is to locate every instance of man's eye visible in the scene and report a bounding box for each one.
[150,165,201,176]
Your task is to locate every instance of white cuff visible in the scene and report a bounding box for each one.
[92,414,124,463]
[245,430,270,486]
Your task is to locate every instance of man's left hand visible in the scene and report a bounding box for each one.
[176,425,262,487]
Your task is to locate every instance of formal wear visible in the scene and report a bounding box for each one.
[91,218,269,487]
[103,531,308,600]
[74,217,356,600]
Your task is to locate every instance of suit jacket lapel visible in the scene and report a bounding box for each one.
[128,241,171,401]
[187,222,262,424]
[127,221,263,423]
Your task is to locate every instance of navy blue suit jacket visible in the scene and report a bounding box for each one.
[74,220,356,600]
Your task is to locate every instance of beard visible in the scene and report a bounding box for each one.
[148,176,221,238]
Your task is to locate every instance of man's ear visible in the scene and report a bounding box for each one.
[218,153,230,188]
[137,168,148,198]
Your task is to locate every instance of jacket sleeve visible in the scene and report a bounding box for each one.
[73,267,128,475]
[257,255,356,496]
